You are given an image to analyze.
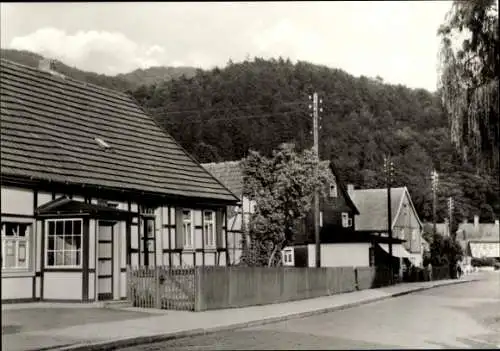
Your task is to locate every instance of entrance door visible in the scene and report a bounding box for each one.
[98,221,114,300]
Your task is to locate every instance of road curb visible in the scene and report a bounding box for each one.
[52,279,478,351]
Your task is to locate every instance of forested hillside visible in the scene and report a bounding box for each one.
[116,66,197,87]
[130,58,499,224]
[1,49,497,223]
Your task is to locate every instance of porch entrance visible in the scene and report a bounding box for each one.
[97,221,114,300]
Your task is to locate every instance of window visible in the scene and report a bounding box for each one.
[182,210,194,248]
[283,249,293,264]
[203,210,216,248]
[329,181,338,198]
[142,206,155,215]
[342,213,351,227]
[46,219,82,268]
[1,222,31,269]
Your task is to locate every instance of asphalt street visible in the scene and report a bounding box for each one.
[120,272,500,350]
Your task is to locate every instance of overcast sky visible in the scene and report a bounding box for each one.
[1,1,452,91]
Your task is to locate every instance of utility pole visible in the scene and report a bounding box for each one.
[431,170,439,236]
[384,155,394,281]
[310,92,322,268]
[448,197,454,238]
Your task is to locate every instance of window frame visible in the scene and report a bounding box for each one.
[283,249,293,264]
[45,218,83,269]
[182,209,195,249]
[329,181,338,198]
[1,221,33,271]
[341,212,351,228]
[203,210,216,249]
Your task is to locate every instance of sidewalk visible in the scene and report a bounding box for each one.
[2,275,480,351]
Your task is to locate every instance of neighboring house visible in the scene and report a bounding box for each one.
[456,216,499,262]
[0,59,239,303]
[202,161,253,265]
[205,160,390,268]
[350,187,424,267]
[288,161,366,268]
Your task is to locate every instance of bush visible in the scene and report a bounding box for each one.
[404,267,428,282]
[471,257,497,267]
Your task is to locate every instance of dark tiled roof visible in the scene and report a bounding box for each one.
[350,187,407,231]
[0,59,238,203]
[202,161,243,198]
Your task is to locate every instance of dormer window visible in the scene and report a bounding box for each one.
[94,137,111,150]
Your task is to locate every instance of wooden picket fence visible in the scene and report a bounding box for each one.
[126,264,453,312]
[127,266,196,311]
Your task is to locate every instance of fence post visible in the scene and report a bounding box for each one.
[354,268,359,291]
[126,265,130,302]
[155,267,161,309]
[194,266,202,312]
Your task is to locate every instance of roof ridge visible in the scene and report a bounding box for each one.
[0,58,130,100]
[202,160,242,166]
[353,187,406,192]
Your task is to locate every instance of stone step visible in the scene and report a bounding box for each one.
[101,300,133,309]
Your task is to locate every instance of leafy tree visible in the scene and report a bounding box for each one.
[438,0,499,172]
[423,230,463,268]
[240,144,333,266]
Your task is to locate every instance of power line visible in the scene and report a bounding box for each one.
[147,100,307,116]
[155,110,306,125]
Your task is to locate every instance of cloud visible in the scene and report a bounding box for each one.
[8,27,166,74]
[250,20,325,64]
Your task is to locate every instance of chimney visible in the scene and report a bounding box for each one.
[38,58,65,79]
[474,215,479,231]
[347,184,354,196]
[38,58,54,72]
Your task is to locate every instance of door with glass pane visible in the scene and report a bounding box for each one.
[97,221,114,300]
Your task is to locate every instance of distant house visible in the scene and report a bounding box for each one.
[456,216,499,261]
[1,59,239,303]
[423,220,452,238]
[350,187,424,268]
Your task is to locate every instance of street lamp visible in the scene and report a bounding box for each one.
[431,169,439,236]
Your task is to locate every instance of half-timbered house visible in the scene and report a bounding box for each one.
[0,59,239,303]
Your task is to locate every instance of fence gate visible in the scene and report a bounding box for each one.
[127,266,195,311]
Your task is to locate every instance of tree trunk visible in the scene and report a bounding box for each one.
[268,245,278,267]
[268,239,286,267]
